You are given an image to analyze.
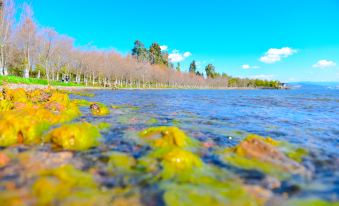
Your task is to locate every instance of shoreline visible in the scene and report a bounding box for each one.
[0,83,278,91]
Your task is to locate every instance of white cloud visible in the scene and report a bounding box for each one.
[160,45,168,51]
[242,64,250,69]
[168,52,184,63]
[312,59,336,68]
[168,50,192,63]
[183,52,192,58]
[250,74,274,80]
[242,64,260,69]
[260,47,297,64]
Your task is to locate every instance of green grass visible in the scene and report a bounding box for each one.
[0,76,84,87]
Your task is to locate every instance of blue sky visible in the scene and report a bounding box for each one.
[18,0,339,82]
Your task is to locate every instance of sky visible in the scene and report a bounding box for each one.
[17,0,339,82]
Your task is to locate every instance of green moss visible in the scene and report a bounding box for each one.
[45,122,101,150]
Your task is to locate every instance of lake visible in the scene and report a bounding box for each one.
[74,88,339,202]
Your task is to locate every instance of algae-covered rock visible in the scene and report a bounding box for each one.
[32,165,106,206]
[0,88,85,147]
[45,122,101,150]
[0,114,50,146]
[162,182,261,206]
[139,126,198,148]
[220,134,309,179]
[162,148,203,170]
[108,152,136,172]
[277,199,339,206]
[0,99,14,111]
[90,102,110,116]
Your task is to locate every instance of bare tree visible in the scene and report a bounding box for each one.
[15,3,37,78]
[37,27,57,81]
[0,0,14,75]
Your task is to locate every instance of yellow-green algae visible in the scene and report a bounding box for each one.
[112,104,140,111]
[108,152,136,172]
[0,88,85,147]
[152,148,261,205]
[279,199,339,206]
[32,165,110,206]
[72,98,91,107]
[139,126,199,148]
[137,127,265,206]
[90,102,110,116]
[146,117,158,125]
[45,122,101,150]
[162,182,259,206]
[96,122,111,131]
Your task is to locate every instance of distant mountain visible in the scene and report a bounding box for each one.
[287,82,339,89]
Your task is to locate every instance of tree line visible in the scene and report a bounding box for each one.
[0,0,281,88]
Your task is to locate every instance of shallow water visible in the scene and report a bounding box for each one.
[76,88,339,201]
[1,88,338,205]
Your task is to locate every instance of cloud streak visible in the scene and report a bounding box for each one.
[160,45,168,51]
[260,47,297,64]
[242,64,260,69]
[313,59,336,68]
[169,50,192,63]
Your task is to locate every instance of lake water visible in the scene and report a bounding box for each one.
[75,88,339,202]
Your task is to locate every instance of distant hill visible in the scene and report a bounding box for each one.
[287,82,339,89]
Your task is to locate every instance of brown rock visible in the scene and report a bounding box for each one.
[245,185,273,205]
[236,137,308,176]
[0,152,10,167]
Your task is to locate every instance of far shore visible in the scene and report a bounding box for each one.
[0,83,278,91]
